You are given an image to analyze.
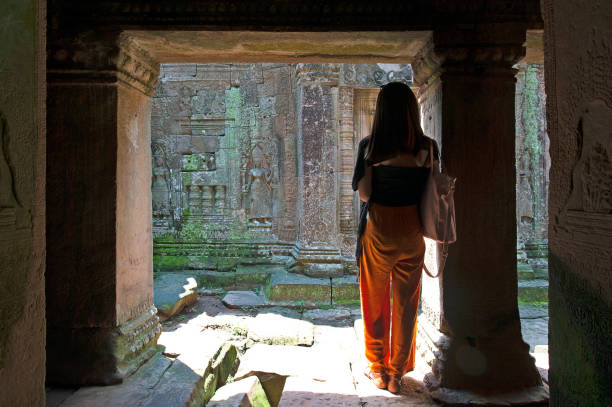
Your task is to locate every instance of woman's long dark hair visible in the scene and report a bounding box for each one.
[364,82,426,164]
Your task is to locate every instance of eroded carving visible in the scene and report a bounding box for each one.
[567,100,612,214]
[244,143,273,229]
[0,115,22,229]
[151,144,171,229]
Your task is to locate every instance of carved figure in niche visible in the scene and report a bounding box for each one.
[567,100,612,214]
[151,148,170,218]
[0,117,18,209]
[178,86,193,116]
[243,142,273,224]
[0,115,25,228]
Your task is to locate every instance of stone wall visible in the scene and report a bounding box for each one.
[0,0,45,405]
[515,62,549,279]
[153,62,550,280]
[151,63,412,273]
[542,0,612,405]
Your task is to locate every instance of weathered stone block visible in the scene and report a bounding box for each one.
[153,273,198,321]
[147,332,229,406]
[198,269,271,290]
[331,276,360,303]
[268,272,331,303]
[222,291,266,309]
[212,343,239,388]
[517,263,535,280]
[208,376,271,407]
[191,136,220,153]
[518,280,549,303]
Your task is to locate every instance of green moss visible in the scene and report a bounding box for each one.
[517,285,548,303]
[518,299,548,307]
[269,284,331,302]
[156,255,190,270]
[332,284,360,303]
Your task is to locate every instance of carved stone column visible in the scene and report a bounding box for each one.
[293,63,343,277]
[46,31,161,385]
[413,26,547,403]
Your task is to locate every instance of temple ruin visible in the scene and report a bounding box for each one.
[150,61,549,298]
[2,1,610,406]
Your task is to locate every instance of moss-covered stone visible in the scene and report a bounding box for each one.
[331,276,360,303]
[268,272,331,303]
[517,280,548,303]
[197,269,271,291]
[517,263,535,280]
[212,343,238,388]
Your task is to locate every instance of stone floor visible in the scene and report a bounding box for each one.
[47,293,549,406]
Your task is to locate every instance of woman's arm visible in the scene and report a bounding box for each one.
[358,165,372,202]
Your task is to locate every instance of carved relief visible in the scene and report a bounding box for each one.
[0,115,22,229]
[341,64,412,87]
[243,142,273,229]
[151,144,171,222]
[567,100,612,214]
[178,86,193,116]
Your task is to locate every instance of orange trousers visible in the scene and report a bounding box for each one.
[359,203,425,377]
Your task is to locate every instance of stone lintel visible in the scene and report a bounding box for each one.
[47,306,161,386]
[48,31,160,96]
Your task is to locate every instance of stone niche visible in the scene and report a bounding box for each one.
[151,62,412,273]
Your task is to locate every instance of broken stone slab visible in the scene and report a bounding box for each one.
[158,317,232,357]
[227,372,287,407]
[222,290,266,309]
[208,376,271,407]
[331,275,360,304]
[246,313,314,346]
[213,343,239,388]
[146,331,235,406]
[278,376,361,407]
[154,273,199,321]
[268,271,331,303]
[58,352,173,407]
[235,344,350,384]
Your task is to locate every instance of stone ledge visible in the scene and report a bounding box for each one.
[428,384,549,406]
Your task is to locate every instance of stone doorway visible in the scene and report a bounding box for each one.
[46,28,549,406]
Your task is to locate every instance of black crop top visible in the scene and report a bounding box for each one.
[370,165,430,206]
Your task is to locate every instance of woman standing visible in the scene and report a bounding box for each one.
[352,82,438,394]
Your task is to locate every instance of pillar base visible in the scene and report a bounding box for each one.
[417,315,547,404]
[426,383,549,406]
[290,243,343,278]
[47,306,161,386]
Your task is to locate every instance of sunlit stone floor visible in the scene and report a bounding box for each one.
[47,293,548,406]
